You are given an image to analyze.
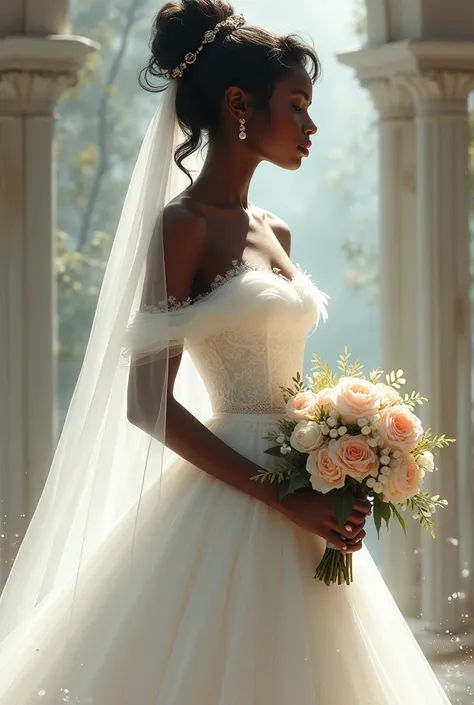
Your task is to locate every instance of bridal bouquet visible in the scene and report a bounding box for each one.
[252,349,454,586]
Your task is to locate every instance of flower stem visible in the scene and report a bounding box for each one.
[314,544,354,586]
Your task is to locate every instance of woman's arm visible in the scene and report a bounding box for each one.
[127,204,369,549]
[127,202,281,509]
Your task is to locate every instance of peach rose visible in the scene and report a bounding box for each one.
[382,453,423,504]
[377,405,423,452]
[307,448,346,494]
[328,434,379,481]
[314,388,335,414]
[331,377,381,424]
[285,391,318,421]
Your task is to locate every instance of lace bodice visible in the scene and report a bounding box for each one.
[124,263,328,416]
[184,266,327,414]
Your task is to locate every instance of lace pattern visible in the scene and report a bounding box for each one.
[141,260,303,313]
[188,307,312,415]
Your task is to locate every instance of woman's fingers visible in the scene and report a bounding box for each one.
[326,531,349,552]
[353,499,372,516]
[346,529,366,545]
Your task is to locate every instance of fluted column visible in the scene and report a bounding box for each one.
[0,35,96,586]
[403,71,474,631]
[365,77,421,617]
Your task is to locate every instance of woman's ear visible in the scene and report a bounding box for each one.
[223,86,254,122]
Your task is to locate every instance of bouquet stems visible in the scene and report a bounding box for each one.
[314,542,353,586]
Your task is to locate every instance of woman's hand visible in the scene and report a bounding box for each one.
[277,489,372,553]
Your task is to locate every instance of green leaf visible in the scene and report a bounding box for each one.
[288,473,311,495]
[264,446,285,458]
[389,502,407,535]
[331,491,355,531]
[373,499,391,538]
[277,479,292,502]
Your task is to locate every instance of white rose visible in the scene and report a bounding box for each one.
[290,421,324,453]
[418,451,435,472]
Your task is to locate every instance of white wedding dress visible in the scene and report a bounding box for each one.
[0,264,451,704]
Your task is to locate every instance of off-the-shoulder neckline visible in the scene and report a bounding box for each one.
[141,260,306,313]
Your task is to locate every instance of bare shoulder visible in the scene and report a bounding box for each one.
[162,199,207,259]
[143,198,208,305]
[262,209,292,255]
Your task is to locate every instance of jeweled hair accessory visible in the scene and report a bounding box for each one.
[164,13,246,80]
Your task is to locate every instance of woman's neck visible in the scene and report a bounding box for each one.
[187,136,261,210]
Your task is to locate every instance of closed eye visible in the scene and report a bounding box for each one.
[292,104,303,112]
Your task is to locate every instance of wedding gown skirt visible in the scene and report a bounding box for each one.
[0,267,451,704]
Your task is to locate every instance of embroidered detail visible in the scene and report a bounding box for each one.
[141,260,304,313]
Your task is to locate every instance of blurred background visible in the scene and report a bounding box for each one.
[1,0,474,701]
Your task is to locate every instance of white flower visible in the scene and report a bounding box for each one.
[361,426,371,436]
[320,422,330,435]
[373,481,384,493]
[280,444,291,456]
[338,426,348,436]
[329,410,340,420]
[377,474,388,485]
[290,421,324,453]
[358,418,368,428]
[276,435,285,444]
[381,448,390,456]
[380,455,391,466]
[366,477,376,488]
[392,450,401,459]
[327,417,338,428]
[380,466,391,476]
[418,451,435,472]
[367,438,379,448]
[329,429,339,439]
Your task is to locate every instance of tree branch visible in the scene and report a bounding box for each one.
[76,0,145,252]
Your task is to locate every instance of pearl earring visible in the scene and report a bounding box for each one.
[239,118,247,140]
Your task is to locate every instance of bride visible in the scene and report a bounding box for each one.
[0,1,453,703]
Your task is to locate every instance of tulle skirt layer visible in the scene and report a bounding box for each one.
[0,413,450,704]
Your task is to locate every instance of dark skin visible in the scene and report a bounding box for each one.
[128,64,371,552]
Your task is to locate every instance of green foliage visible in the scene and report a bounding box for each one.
[56,0,158,418]
[278,371,307,404]
[336,346,364,378]
[331,490,355,531]
[413,430,456,457]
[373,497,391,538]
[404,492,449,538]
[308,354,338,392]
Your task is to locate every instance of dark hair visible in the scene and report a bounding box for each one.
[140,0,320,181]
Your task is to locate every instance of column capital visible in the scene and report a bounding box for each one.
[400,71,474,117]
[0,35,98,116]
[0,70,76,117]
[363,77,414,122]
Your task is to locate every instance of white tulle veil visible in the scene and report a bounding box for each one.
[0,82,211,649]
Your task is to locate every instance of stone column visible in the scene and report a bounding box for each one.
[0,37,96,586]
[403,71,474,632]
[364,77,421,617]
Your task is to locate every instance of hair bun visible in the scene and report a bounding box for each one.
[151,0,235,75]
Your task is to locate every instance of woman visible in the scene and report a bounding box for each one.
[0,1,452,703]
